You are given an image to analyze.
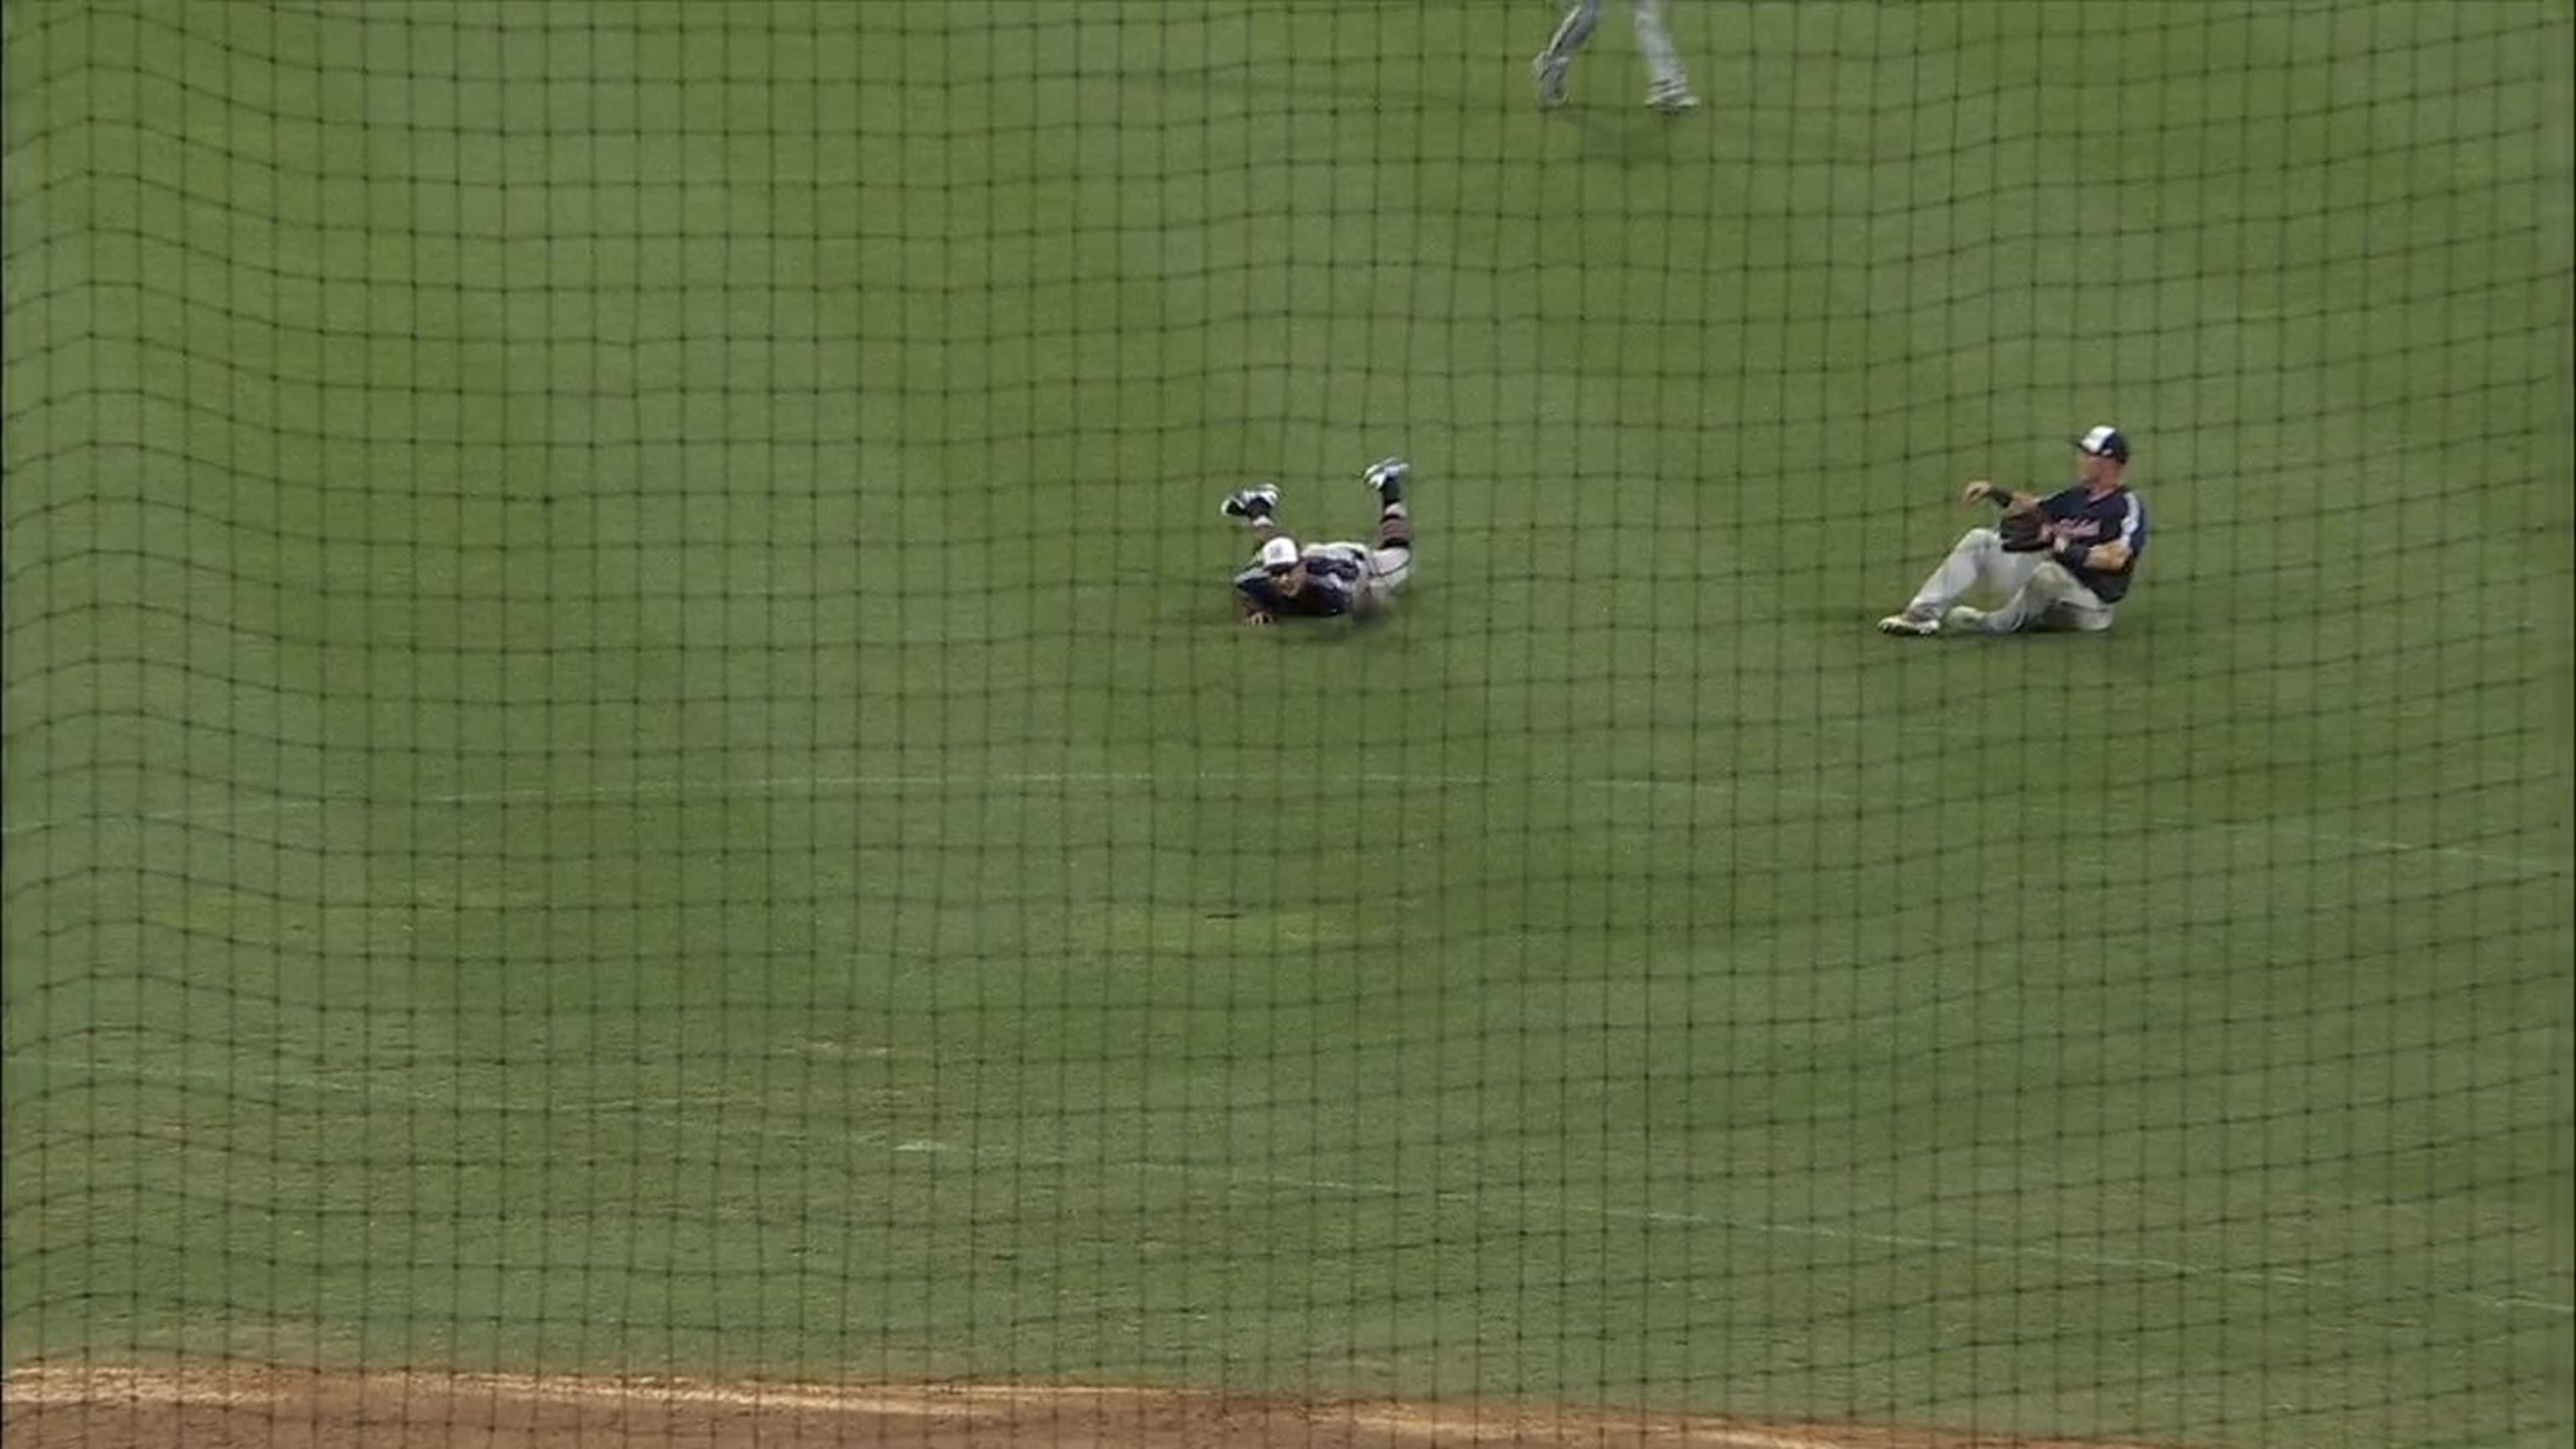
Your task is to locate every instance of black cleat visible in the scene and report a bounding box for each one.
[1220,486,1280,522]
[1363,459,1408,506]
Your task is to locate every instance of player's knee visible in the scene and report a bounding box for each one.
[2028,560,2077,596]
[1962,527,1999,550]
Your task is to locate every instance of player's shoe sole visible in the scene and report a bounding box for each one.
[1876,612,1940,636]
[1647,85,1699,114]
[1532,55,1570,111]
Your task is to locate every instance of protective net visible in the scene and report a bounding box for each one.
[4,3,2569,1447]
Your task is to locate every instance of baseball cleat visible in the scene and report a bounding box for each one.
[1220,486,1280,522]
[1647,82,1699,114]
[1876,610,1940,636]
[1532,54,1571,111]
[1363,458,1409,504]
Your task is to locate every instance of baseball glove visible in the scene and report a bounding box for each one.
[1996,509,2050,553]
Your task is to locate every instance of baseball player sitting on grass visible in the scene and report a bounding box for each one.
[1219,459,1415,627]
[1877,425,2149,636]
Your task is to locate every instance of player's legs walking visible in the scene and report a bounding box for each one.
[1532,0,1601,109]
[1633,0,1698,112]
[1877,527,2038,635]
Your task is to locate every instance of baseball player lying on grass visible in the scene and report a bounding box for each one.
[1218,459,1415,627]
[1877,425,2149,637]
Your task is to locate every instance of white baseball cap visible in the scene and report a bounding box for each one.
[1259,537,1301,573]
[2073,424,2132,462]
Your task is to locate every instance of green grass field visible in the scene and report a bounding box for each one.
[4,3,2571,1446]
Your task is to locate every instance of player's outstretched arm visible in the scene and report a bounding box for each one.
[1965,478,2057,553]
[1962,479,2039,512]
[1230,563,1279,626]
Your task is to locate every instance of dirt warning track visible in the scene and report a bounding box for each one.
[3,1363,2177,1448]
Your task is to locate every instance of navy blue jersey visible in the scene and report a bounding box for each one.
[1234,553,1363,618]
[2038,484,2148,603]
